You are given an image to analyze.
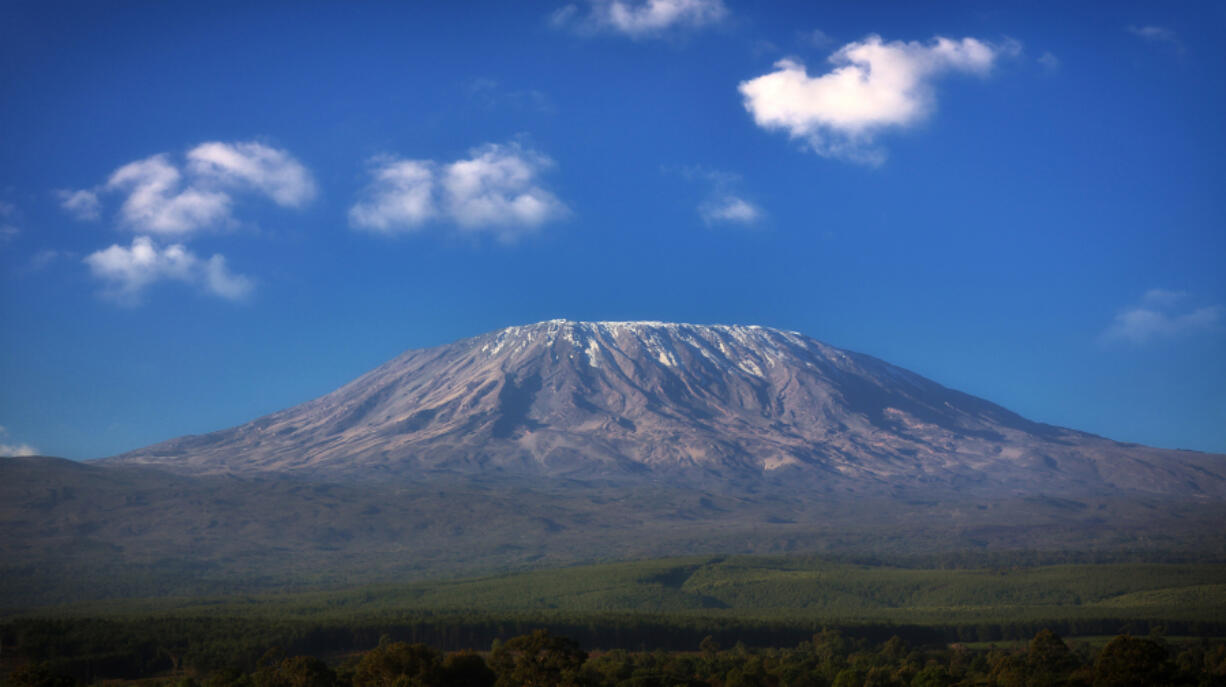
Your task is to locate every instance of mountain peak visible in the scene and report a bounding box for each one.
[104,320,1226,498]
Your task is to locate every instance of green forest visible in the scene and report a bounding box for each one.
[4,556,1225,685]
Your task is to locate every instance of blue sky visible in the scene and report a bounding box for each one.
[1,0,1223,459]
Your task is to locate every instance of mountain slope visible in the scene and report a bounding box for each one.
[104,320,1226,497]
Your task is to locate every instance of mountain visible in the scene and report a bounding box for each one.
[8,320,1226,606]
[104,320,1226,497]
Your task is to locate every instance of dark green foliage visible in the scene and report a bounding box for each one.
[252,655,338,687]
[441,652,495,687]
[3,627,1226,687]
[489,630,587,687]
[351,642,441,687]
[1092,635,1174,687]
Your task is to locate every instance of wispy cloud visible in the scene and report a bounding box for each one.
[552,0,726,39]
[350,142,569,241]
[674,166,764,227]
[1127,25,1184,53]
[0,201,20,243]
[57,189,102,221]
[27,249,67,272]
[187,141,316,208]
[83,236,253,305]
[1038,51,1061,71]
[1101,289,1223,346]
[467,78,555,114]
[0,426,38,457]
[803,28,835,49]
[62,141,315,237]
[739,35,1016,164]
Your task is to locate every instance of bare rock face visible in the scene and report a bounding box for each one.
[104,320,1226,497]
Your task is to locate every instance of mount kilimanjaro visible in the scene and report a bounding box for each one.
[106,319,1223,497]
[5,320,1225,605]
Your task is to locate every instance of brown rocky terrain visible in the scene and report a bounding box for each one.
[104,320,1226,498]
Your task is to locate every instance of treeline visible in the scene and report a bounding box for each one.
[5,627,1226,687]
[4,613,1226,686]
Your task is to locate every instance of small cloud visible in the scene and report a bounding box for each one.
[1127,25,1183,52]
[553,0,727,39]
[0,427,38,457]
[349,157,437,232]
[64,141,315,237]
[58,189,102,220]
[700,195,762,225]
[350,142,569,241]
[187,141,317,208]
[83,236,253,305]
[104,154,233,236]
[1101,289,1223,346]
[0,201,20,243]
[1038,51,1060,71]
[804,28,835,49]
[467,79,555,114]
[550,4,580,29]
[739,35,1015,164]
[27,249,64,271]
[673,165,765,226]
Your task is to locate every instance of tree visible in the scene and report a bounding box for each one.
[490,630,588,687]
[1093,636,1173,687]
[441,651,495,687]
[1026,629,1079,687]
[352,642,442,687]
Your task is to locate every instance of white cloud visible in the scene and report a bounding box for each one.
[187,141,316,207]
[64,141,314,236]
[0,443,38,457]
[1038,51,1061,71]
[442,144,568,232]
[553,0,726,38]
[1128,25,1182,51]
[674,165,764,226]
[350,143,568,240]
[106,155,233,236]
[83,236,253,305]
[0,427,38,457]
[739,35,1010,163]
[700,195,761,225]
[1102,289,1224,345]
[58,189,102,220]
[349,158,437,233]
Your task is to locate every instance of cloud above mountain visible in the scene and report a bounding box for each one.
[83,236,253,305]
[64,141,315,237]
[1101,289,1223,345]
[673,166,764,226]
[350,142,569,241]
[739,35,1014,164]
[552,0,726,39]
[0,426,38,457]
[62,141,310,303]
